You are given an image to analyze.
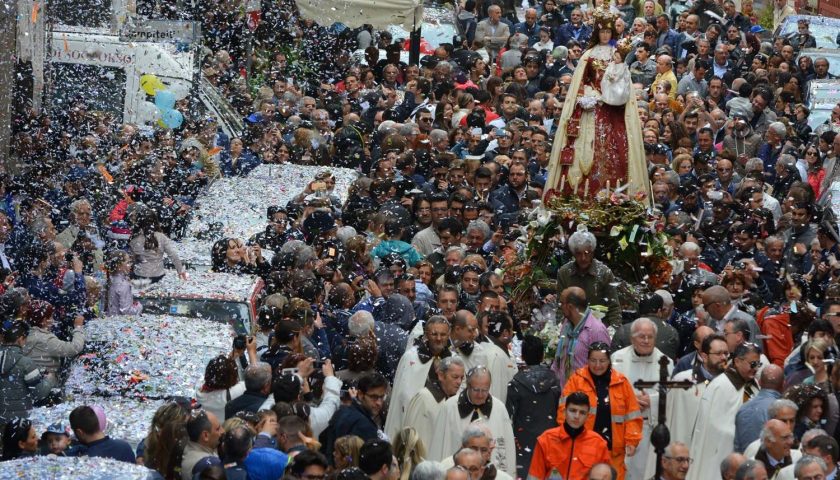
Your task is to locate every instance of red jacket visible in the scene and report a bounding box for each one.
[527,425,611,480]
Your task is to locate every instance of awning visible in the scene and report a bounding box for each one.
[295,0,423,30]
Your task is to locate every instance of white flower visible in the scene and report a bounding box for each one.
[577,95,599,111]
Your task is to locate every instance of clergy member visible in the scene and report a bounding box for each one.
[402,356,466,451]
[385,316,452,440]
[612,317,673,480]
[687,342,762,480]
[450,310,489,371]
[480,311,519,402]
[666,333,729,445]
[429,366,516,477]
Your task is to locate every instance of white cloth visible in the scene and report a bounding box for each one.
[403,387,444,451]
[778,462,833,480]
[601,62,632,106]
[686,373,746,480]
[0,244,10,269]
[612,347,672,480]
[455,343,491,372]
[665,369,710,445]
[480,342,518,403]
[439,455,513,480]
[384,346,438,440]
[194,381,247,422]
[429,394,516,478]
[743,439,760,459]
[258,375,342,438]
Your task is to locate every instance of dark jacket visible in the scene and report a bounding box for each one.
[506,364,561,480]
[220,149,261,177]
[260,344,294,372]
[554,22,592,48]
[0,344,52,423]
[225,390,270,419]
[374,322,409,382]
[320,400,381,458]
[70,436,136,463]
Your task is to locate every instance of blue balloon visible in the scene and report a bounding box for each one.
[162,109,184,129]
[155,90,176,110]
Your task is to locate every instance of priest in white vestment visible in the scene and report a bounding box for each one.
[402,356,466,451]
[429,366,517,478]
[611,318,673,480]
[385,316,453,440]
[450,310,490,372]
[666,333,730,445]
[686,343,763,480]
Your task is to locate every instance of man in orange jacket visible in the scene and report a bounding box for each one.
[528,391,611,480]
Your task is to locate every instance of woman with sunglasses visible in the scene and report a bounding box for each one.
[804,143,825,198]
[557,342,642,479]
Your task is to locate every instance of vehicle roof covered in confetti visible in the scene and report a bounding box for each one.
[0,455,156,479]
[28,397,168,451]
[135,271,263,303]
[175,163,357,267]
[64,314,233,399]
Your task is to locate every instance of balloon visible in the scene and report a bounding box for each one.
[140,74,165,96]
[162,109,184,129]
[155,90,176,110]
[168,82,191,101]
[136,101,160,124]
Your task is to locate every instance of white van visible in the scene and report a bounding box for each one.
[15,0,242,137]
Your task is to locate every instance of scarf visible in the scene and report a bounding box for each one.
[425,372,448,403]
[556,311,590,380]
[457,389,493,421]
[592,367,613,449]
[416,337,452,364]
[563,422,584,439]
[455,340,475,357]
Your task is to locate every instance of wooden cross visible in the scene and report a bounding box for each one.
[633,355,694,480]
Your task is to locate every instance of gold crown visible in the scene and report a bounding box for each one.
[592,0,620,31]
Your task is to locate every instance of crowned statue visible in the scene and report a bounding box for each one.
[545,0,650,201]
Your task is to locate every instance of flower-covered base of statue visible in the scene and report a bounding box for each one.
[506,191,673,333]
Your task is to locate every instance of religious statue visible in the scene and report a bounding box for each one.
[545,0,649,201]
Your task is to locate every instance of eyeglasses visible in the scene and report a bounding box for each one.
[469,387,491,394]
[665,456,694,464]
[738,358,761,369]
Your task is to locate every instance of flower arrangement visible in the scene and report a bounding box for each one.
[507,189,673,325]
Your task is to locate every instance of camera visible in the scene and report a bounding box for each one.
[65,252,74,263]
[644,142,668,155]
[233,335,249,350]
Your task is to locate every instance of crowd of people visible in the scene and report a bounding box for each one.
[2,0,840,478]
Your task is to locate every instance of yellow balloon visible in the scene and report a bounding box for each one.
[140,74,165,96]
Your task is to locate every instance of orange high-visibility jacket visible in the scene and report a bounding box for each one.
[557,366,644,454]
[527,425,611,480]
